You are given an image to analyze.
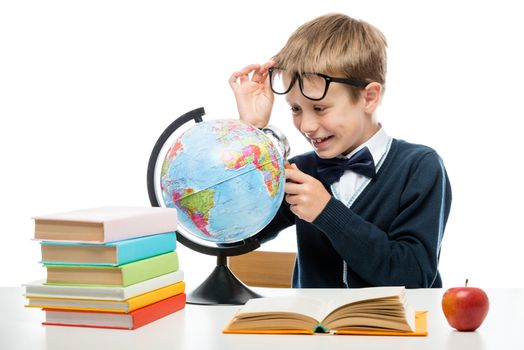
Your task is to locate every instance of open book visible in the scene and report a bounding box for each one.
[223,287,427,336]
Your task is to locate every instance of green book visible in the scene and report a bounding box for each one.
[44,251,179,287]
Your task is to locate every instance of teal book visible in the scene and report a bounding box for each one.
[44,251,179,287]
[40,232,177,266]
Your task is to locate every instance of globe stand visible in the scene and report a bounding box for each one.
[188,253,262,305]
[147,107,267,305]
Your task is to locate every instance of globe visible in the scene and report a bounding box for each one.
[159,118,286,244]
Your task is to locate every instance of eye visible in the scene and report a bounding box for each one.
[290,105,301,114]
[313,106,326,112]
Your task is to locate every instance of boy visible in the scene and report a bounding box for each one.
[229,13,451,288]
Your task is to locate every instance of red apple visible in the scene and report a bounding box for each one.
[442,279,489,331]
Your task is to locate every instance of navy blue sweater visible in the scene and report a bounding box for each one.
[255,139,452,288]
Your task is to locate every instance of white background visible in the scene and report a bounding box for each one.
[1,0,523,289]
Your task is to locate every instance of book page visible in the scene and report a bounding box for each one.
[239,296,325,322]
[322,287,405,320]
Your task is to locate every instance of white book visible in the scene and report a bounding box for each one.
[23,270,184,300]
[33,206,178,243]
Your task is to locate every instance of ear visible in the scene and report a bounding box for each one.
[362,82,383,114]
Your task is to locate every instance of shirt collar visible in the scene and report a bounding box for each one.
[343,125,391,166]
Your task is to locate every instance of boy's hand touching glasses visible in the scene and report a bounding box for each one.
[229,61,275,128]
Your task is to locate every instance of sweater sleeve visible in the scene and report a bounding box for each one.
[312,151,452,288]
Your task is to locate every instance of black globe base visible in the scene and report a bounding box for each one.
[187,254,262,305]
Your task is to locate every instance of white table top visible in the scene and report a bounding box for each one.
[2,287,523,350]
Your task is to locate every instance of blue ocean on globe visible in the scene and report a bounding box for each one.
[160,119,285,243]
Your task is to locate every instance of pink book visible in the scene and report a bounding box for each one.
[33,206,178,243]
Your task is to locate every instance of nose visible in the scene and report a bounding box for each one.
[298,110,319,135]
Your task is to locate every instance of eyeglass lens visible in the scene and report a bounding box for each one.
[270,70,327,100]
[300,73,327,100]
[270,69,294,94]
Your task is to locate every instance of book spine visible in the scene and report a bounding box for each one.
[116,232,177,265]
[103,210,178,243]
[120,251,179,286]
[42,293,186,330]
[25,270,185,300]
[27,282,186,313]
[127,281,185,312]
[131,293,186,329]
[121,270,184,299]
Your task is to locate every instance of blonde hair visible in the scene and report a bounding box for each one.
[273,13,387,101]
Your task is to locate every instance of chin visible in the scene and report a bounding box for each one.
[314,149,339,159]
[308,137,344,159]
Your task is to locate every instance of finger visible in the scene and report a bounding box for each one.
[283,162,299,170]
[229,63,262,83]
[238,74,249,84]
[288,202,302,219]
[252,67,265,83]
[229,70,250,89]
[261,60,276,70]
[285,167,309,184]
[237,63,261,77]
[284,182,301,195]
[253,65,273,84]
[263,71,272,91]
[285,193,299,206]
[229,71,241,89]
[260,61,275,88]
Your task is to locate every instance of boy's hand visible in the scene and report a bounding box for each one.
[229,61,275,128]
[285,164,331,223]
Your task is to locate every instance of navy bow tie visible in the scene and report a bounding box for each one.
[316,147,376,186]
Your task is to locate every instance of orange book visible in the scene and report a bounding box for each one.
[43,293,186,330]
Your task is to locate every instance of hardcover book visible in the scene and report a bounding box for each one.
[223,287,427,336]
[44,251,179,286]
[33,206,178,243]
[43,293,186,330]
[26,281,185,313]
[24,270,184,300]
[40,232,177,265]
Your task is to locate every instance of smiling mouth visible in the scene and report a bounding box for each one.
[310,135,333,147]
[309,135,333,149]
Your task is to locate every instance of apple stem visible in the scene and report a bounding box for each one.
[465,278,469,287]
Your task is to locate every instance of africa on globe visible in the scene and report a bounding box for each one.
[160,119,286,243]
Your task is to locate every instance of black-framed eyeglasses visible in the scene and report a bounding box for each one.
[268,67,369,101]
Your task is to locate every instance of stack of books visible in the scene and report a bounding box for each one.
[24,206,185,330]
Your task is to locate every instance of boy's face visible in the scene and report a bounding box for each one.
[285,81,379,159]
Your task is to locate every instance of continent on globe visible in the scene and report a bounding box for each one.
[221,144,281,197]
[169,186,215,237]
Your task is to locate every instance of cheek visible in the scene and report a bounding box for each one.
[324,116,347,134]
[292,116,301,130]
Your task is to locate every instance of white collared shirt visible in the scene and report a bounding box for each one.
[331,126,392,206]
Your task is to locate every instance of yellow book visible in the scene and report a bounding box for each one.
[26,281,185,313]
